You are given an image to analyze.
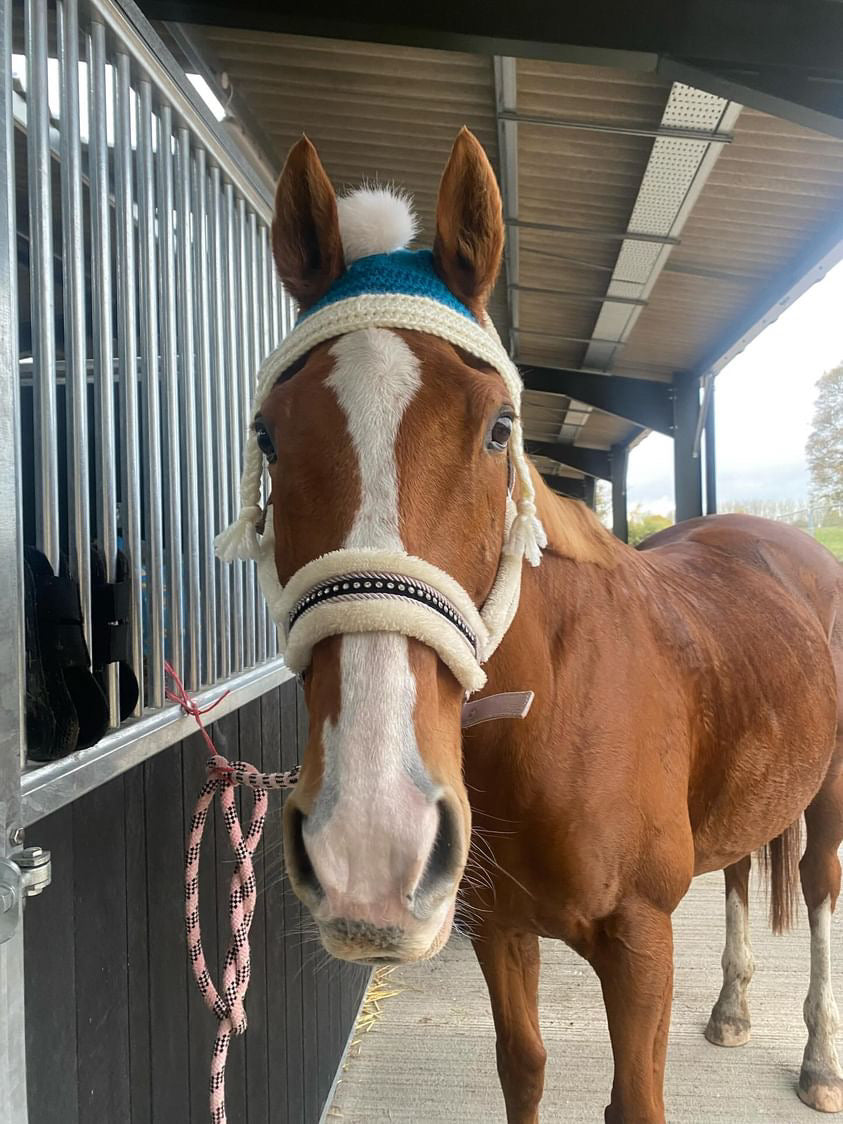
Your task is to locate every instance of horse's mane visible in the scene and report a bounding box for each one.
[532,469,621,569]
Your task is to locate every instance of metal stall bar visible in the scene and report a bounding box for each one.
[260,225,273,357]
[210,166,232,679]
[249,210,266,664]
[157,105,184,680]
[260,225,277,657]
[25,0,60,572]
[137,80,165,706]
[177,128,202,688]
[114,52,144,713]
[225,182,244,671]
[238,197,257,667]
[87,0,274,216]
[190,145,214,687]
[12,0,292,830]
[0,0,27,1116]
[88,22,120,726]
[58,0,92,644]
[22,660,293,826]
[269,248,281,346]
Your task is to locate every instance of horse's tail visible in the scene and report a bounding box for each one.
[759,818,803,933]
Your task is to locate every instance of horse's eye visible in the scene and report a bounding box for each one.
[488,414,513,452]
[254,419,277,463]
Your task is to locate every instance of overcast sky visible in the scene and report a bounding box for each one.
[626,259,843,515]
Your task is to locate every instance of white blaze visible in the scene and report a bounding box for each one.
[306,328,439,918]
[328,327,419,552]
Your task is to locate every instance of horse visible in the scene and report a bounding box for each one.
[220,128,843,1122]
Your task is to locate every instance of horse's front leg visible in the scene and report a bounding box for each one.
[589,900,674,1124]
[473,928,546,1124]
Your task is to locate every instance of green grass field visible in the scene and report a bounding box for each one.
[814,526,843,559]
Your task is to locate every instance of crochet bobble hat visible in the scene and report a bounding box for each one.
[215,187,546,572]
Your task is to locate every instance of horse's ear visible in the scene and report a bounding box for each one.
[271,136,345,311]
[433,128,504,318]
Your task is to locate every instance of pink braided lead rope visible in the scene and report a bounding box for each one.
[165,662,300,1124]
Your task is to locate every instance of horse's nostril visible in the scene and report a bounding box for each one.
[286,806,323,901]
[416,796,461,904]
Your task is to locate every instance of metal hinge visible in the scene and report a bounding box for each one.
[0,846,52,946]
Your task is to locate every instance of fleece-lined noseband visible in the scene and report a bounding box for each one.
[289,572,479,655]
[215,190,545,695]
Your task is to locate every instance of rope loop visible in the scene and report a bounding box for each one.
[167,662,299,1124]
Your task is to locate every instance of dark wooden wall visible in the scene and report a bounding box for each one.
[23,677,370,1123]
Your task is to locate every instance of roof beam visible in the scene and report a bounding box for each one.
[527,441,612,481]
[506,218,678,247]
[145,2,843,80]
[659,57,843,141]
[511,283,647,308]
[497,111,733,145]
[541,474,587,499]
[522,367,673,435]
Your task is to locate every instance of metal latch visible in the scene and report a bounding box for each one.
[0,846,52,946]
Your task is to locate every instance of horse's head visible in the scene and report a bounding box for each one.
[219,130,543,964]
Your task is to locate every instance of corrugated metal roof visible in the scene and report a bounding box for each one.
[171,25,843,475]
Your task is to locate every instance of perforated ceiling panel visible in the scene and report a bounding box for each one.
[580,85,736,383]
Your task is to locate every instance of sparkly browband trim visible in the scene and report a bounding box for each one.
[288,571,478,655]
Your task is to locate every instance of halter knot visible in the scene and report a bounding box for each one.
[208,753,235,779]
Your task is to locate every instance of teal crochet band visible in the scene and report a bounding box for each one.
[300,249,476,323]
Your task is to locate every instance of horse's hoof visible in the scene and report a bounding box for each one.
[798,1072,843,1113]
[704,1014,751,1047]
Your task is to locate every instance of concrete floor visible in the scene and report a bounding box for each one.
[327,869,843,1122]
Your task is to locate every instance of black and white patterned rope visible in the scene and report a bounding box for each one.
[288,570,478,654]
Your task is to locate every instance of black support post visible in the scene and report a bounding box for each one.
[610,443,628,543]
[583,476,596,511]
[704,378,717,514]
[672,371,703,522]
[521,366,673,434]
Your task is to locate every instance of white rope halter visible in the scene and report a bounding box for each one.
[215,234,545,694]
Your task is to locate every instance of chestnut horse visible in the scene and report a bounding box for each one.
[254,131,843,1121]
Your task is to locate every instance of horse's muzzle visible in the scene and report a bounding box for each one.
[283,788,465,963]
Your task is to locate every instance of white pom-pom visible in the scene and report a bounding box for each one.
[337,186,418,265]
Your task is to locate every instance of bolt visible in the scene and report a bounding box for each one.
[8,827,23,848]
